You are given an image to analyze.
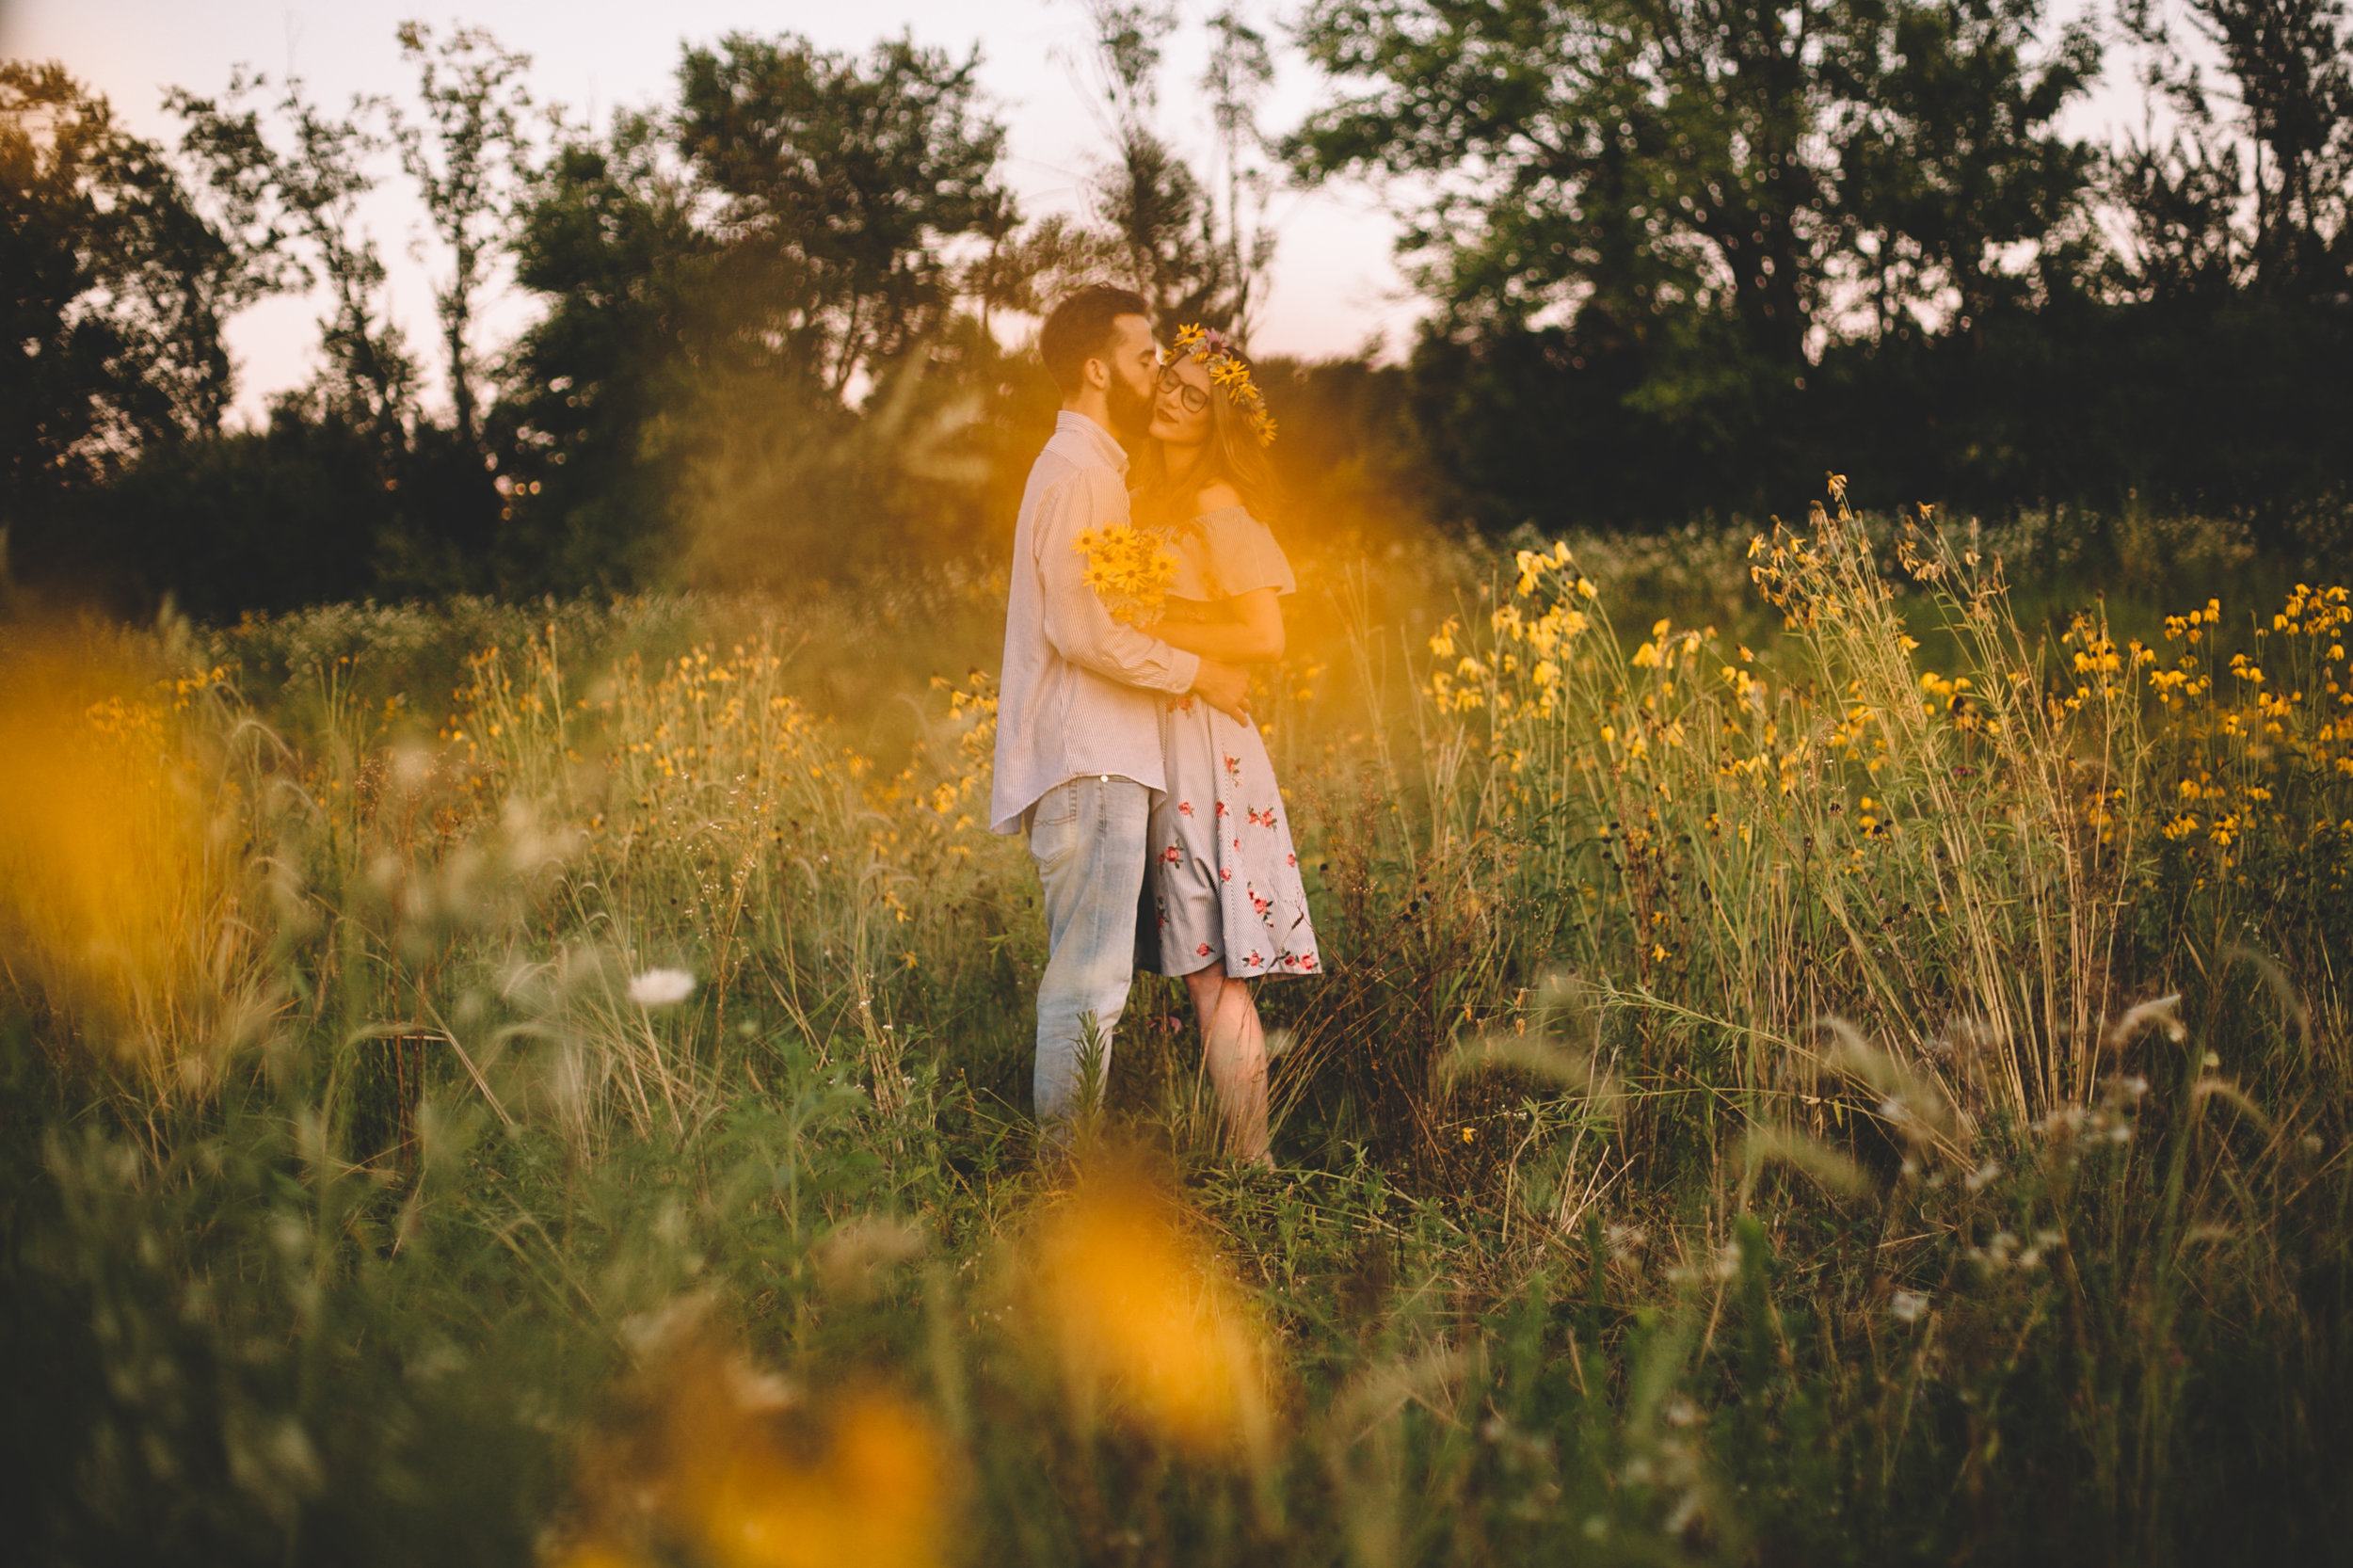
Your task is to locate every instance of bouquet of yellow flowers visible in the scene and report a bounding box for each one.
[1073,521,1176,628]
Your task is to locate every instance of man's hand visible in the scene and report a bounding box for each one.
[1192,658,1252,724]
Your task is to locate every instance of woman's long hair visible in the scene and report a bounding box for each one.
[1130,352,1283,530]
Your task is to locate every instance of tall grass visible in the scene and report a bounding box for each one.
[2,498,2349,1566]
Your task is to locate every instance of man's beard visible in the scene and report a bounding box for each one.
[1105,371,1155,442]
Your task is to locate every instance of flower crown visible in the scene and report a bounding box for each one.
[1171,323,1277,448]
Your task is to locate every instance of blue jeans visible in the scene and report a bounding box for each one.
[1025,774,1151,1124]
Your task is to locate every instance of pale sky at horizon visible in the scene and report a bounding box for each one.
[4,0,2162,429]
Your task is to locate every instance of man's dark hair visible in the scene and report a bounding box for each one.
[1039,283,1152,394]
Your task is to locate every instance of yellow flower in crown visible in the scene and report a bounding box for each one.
[1171,323,1277,447]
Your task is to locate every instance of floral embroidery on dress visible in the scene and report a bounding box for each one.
[1177,800,1194,817]
[1195,941,1213,958]
[1160,845,1182,864]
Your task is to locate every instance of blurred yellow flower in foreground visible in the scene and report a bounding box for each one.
[0,636,213,1048]
[1028,1168,1274,1459]
[690,1394,941,1568]
[560,1301,946,1568]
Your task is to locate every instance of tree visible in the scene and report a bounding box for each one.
[1287,0,2100,525]
[961,212,1127,341]
[1075,0,1273,332]
[170,70,418,450]
[491,112,715,590]
[2123,0,2353,296]
[2105,127,2248,303]
[1293,0,2095,359]
[392,22,535,452]
[2,63,258,536]
[675,32,1012,397]
[497,82,1027,594]
[1200,7,1280,336]
[1823,0,2102,337]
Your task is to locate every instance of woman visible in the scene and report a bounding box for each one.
[1132,325,1321,1166]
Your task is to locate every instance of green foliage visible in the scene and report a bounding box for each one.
[16,10,2348,616]
[484,33,1048,596]
[168,67,419,445]
[1074,0,1278,334]
[76,405,391,616]
[675,31,1011,398]
[392,23,536,452]
[2124,0,2353,298]
[1288,0,2353,536]
[1289,0,2098,357]
[0,63,255,524]
[489,118,712,594]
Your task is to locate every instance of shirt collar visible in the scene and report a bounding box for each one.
[1055,409,1128,474]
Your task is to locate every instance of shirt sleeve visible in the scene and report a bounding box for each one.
[1205,509,1298,598]
[1035,469,1204,696]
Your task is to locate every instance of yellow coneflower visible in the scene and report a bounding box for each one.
[1072,523,1178,628]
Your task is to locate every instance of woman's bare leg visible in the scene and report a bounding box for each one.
[1184,963,1271,1165]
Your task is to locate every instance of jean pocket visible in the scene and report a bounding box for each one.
[1027,781,1083,870]
[1031,778,1082,829]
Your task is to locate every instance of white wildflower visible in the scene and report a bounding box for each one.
[627,968,696,1007]
[1890,1289,1929,1323]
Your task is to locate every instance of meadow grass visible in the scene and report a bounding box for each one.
[2,501,2349,1567]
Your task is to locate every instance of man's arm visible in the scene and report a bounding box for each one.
[1035,469,1204,696]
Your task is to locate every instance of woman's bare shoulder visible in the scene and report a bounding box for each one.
[1194,481,1244,515]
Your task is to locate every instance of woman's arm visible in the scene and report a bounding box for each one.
[1149,587,1285,664]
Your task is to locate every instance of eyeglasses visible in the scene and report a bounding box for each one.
[1156,363,1209,414]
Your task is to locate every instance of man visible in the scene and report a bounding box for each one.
[990,284,1252,1130]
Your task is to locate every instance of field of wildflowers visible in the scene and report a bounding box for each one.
[3,493,2349,1566]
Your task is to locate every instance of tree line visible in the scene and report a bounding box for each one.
[1,8,1292,616]
[1292,0,2353,538]
[4,0,2350,618]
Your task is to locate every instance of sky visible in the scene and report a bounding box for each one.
[3,0,2162,428]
